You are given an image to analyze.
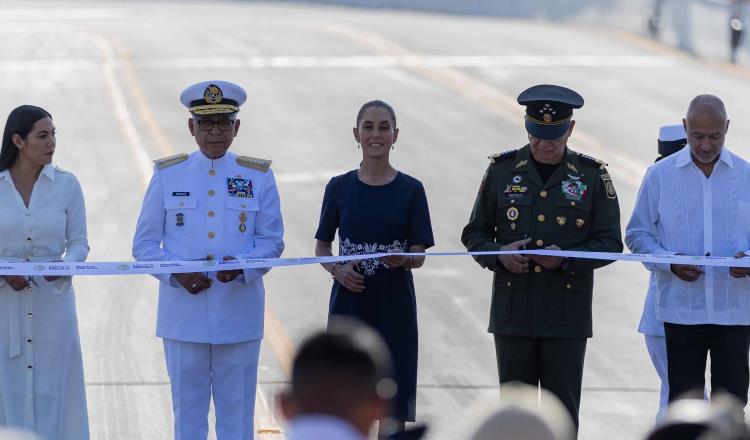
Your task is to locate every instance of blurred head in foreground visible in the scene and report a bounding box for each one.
[646,393,750,440]
[467,382,575,440]
[279,318,397,437]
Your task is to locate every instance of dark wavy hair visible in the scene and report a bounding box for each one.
[356,100,397,128]
[0,105,52,172]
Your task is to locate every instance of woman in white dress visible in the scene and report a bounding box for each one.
[0,105,89,439]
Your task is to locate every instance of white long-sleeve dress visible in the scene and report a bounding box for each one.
[0,164,89,440]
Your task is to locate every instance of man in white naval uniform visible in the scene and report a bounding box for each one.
[132,80,284,440]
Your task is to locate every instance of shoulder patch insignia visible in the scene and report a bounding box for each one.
[489,149,517,164]
[237,156,272,172]
[601,173,617,199]
[154,153,188,169]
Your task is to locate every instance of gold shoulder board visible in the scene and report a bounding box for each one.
[154,153,188,169]
[237,156,272,173]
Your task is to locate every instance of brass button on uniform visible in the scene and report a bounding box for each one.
[566,284,572,289]
[26,313,33,319]
[540,190,548,198]
[209,169,216,176]
[208,232,215,239]
[208,211,215,218]
[208,190,215,196]
[241,203,247,209]
[536,239,544,247]
[510,199,516,205]
[506,282,511,287]
[534,266,542,273]
[570,201,576,206]
[537,214,545,222]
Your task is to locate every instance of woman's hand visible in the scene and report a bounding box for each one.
[381,248,410,268]
[333,261,365,293]
[2,276,30,292]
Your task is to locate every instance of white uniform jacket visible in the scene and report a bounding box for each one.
[132,151,284,343]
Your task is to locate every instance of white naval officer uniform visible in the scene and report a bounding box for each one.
[132,150,284,439]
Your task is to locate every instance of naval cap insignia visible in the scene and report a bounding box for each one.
[204,84,223,104]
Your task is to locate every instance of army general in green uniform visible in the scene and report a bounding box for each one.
[461,85,623,433]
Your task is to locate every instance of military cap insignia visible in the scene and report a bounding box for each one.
[154,153,188,169]
[204,84,223,104]
[236,156,272,172]
[515,160,528,169]
[601,173,617,199]
[489,149,517,164]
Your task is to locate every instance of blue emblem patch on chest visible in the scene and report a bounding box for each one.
[561,179,587,201]
[227,177,253,198]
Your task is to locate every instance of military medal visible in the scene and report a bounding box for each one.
[576,219,585,229]
[176,213,184,227]
[507,207,519,221]
[239,211,247,233]
[557,216,566,226]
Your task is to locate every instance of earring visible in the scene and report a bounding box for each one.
[357,143,361,149]
[391,146,394,150]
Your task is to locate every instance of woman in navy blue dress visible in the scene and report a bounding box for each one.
[315,100,434,436]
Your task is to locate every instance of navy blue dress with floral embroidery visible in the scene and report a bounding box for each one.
[315,170,434,421]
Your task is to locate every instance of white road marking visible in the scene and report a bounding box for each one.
[275,170,346,184]
[0,8,127,21]
[0,54,676,73]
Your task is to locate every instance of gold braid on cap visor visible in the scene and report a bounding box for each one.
[189,104,240,115]
[525,114,572,126]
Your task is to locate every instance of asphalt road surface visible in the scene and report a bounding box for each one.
[2,1,750,439]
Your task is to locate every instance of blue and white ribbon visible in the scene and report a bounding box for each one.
[0,250,749,276]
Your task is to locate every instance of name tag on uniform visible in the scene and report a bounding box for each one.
[227,178,253,198]
[172,191,190,196]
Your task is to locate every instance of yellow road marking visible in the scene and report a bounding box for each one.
[92,32,152,186]
[111,37,175,158]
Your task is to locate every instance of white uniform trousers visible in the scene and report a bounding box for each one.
[163,339,261,440]
[644,335,669,423]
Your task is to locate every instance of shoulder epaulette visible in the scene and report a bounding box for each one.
[154,153,188,169]
[237,156,272,173]
[577,152,608,171]
[488,149,517,164]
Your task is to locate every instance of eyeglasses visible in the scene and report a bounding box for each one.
[194,119,235,132]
